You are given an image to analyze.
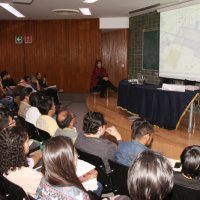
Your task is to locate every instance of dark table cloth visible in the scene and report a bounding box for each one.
[117,80,199,129]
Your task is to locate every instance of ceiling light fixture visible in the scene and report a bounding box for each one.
[79,8,91,15]
[12,0,33,4]
[0,3,25,18]
[83,0,98,3]
[52,9,79,15]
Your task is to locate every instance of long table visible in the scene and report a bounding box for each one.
[117,80,199,130]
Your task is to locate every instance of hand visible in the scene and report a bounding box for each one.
[106,126,122,141]
[103,77,109,81]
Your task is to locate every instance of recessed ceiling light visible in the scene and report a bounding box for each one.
[79,8,91,15]
[12,0,33,4]
[83,0,98,3]
[0,3,25,18]
[52,9,79,15]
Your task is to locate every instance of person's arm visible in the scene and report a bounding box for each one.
[105,126,122,141]
[35,79,41,91]
[29,149,42,167]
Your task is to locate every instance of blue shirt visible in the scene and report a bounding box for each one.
[115,140,148,167]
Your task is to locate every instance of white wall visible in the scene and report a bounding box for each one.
[99,17,129,29]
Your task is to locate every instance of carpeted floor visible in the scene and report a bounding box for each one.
[58,93,89,132]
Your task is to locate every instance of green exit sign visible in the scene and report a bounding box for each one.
[15,36,23,44]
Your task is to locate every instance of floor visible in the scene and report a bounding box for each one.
[86,91,200,160]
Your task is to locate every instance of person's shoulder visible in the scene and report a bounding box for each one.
[6,166,42,179]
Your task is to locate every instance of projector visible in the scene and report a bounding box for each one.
[12,0,33,4]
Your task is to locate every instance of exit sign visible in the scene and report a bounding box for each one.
[15,36,23,44]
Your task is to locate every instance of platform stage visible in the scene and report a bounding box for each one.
[86,92,200,159]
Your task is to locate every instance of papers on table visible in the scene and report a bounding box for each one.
[47,85,57,89]
[76,159,98,191]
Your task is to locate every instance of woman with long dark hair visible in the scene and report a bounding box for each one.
[35,136,90,199]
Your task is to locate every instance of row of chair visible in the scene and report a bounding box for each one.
[76,149,200,200]
[17,116,51,143]
[76,149,129,195]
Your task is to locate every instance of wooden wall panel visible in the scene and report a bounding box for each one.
[0,19,101,93]
[101,29,128,87]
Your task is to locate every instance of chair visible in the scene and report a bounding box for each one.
[108,160,129,196]
[36,128,51,143]
[0,175,35,200]
[169,184,200,200]
[90,86,109,106]
[76,148,112,193]
[25,121,41,141]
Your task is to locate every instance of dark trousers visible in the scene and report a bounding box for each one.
[42,89,60,105]
[96,79,116,96]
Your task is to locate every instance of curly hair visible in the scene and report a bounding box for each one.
[0,126,28,175]
[83,112,106,134]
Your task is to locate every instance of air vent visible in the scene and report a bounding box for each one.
[52,9,79,15]
[13,0,33,4]
[129,3,160,14]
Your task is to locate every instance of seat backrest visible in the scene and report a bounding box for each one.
[169,184,200,200]
[0,175,31,200]
[108,160,129,196]
[25,121,41,141]
[36,128,51,142]
[76,148,112,193]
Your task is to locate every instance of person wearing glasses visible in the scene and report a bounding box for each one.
[0,107,16,130]
[75,111,122,172]
[0,126,42,197]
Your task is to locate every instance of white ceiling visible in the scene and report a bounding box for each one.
[0,0,181,20]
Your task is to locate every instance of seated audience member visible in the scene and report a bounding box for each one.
[1,71,15,89]
[35,136,90,199]
[31,75,41,91]
[36,96,58,136]
[7,73,16,87]
[174,145,200,189]
[13,78,27,107]
[115,118,153,167]
[0,126,42,197]
[0,71,9,90]
[128,150,174,200]
[25,92,42,126]
[55,107,78,143]
[0,107,16,130]
[24,75,37,92]
[18,87,32,118]
[0,76,14,109]
[75,111,122,172]
[36,72,60,106]
[91,59,117,98]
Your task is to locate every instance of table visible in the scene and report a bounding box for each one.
[117,80,199,130]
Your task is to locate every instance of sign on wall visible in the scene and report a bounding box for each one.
[15,35,32,44]
[24,36,32,44]
[15,36,23,44]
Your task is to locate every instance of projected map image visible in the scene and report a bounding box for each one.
[159,4,200,81]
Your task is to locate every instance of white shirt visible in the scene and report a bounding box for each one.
[4,167,42,197]
[25,107,41,126]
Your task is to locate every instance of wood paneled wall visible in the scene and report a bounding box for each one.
[0,19,101,93]
[101,29,128,87]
